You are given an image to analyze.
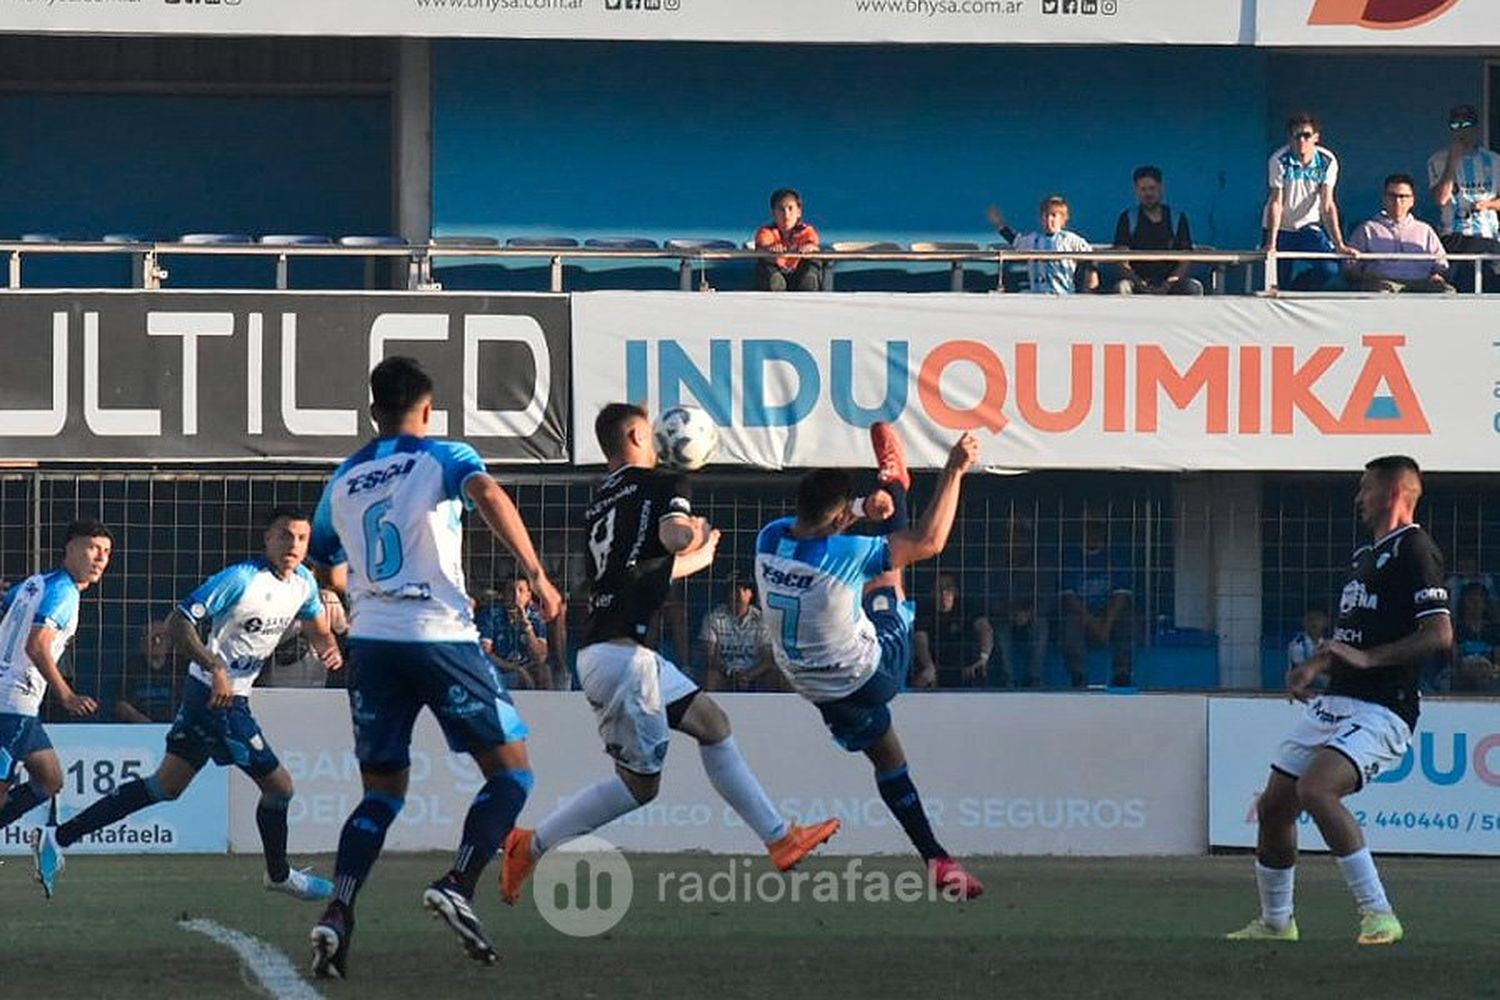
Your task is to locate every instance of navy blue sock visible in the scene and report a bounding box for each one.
[876,766,946,862]
[257,791,293,883]
[0,779,48,830]
[448,769,533,898]
[56,776,165,847]
[332,792,404,908]
[871,482,909,536]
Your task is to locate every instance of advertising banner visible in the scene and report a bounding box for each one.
[0,292,569,463]
[1209,697,1500,856]
[233,690,1206,856]
[0,724,228,856]
[571,292,1493,472]
[1257,0,1489,46]
[0,0,1247,44]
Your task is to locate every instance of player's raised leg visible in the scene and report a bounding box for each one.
[1225,767,1301,941]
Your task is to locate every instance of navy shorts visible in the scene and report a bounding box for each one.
[165,677,281,779]
[347,639,529,772]
[817,587,915,753]
[0,712,53,784]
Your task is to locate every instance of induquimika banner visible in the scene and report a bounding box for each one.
[0,292,569,463]
[571,292,1492,472]
[1209,698,1500,856]
[0,0,1247,44]
[1256,0,1489,46]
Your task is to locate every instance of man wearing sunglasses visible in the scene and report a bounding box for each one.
[1264,112,1355,292]
[1427,104,1500,291]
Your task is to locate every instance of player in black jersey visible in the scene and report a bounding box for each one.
[499,403,839,903]
[1228,455,1452,947]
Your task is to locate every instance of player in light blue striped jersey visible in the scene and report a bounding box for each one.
[756,426,986,899]
[308,355,560,978]
[0,520,111,897]
[43,509,342,903]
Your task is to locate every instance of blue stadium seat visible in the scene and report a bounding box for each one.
[504,236,579,249]
[431,235,501,248]
[338,235,408,247]
[664,238,738,252]
[178,233,254,245]
[583,237,659,250]
[259,234,333,246]
[20,233,62,242]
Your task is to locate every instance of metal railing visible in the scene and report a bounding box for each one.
[1,240,1495,295]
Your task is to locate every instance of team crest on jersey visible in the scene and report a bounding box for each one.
[190,602,207,619]
[1339,580,1379,615]
[249,734,265,752]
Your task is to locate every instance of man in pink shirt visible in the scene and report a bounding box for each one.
[1344,174,1453,293]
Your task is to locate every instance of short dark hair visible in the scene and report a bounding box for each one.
[595,402,648,460]
[1133,165,1163,184]
[65,519,112,545]
[1039,194,1069,214]
[1365,454,1421,482]
[1286,111,1319,133]
[370,356,434,423]
[265,507,310,528]
[770,187,802,211]
[796,468,854,524]
[1384,173,1417,192]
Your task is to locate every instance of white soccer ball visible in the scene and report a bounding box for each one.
[653,405,720,471]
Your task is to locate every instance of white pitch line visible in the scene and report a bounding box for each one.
[179,918,323,1000]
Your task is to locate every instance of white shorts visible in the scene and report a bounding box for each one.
[1272,695,1412,790]
[576,641,700,776]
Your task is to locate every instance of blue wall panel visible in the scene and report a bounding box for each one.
[434,41,1483,257]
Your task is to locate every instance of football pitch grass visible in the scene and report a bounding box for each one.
[3,852,1496,1000]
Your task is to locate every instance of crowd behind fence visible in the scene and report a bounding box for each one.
[5,467,1500,724]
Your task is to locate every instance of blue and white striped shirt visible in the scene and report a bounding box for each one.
[1427,147,1500,239]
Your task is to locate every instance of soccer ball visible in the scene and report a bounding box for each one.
[653,405,720,471]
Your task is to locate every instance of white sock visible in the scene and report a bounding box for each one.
[1255,861,1296,930]
[699,736,788,844]
[533,775,641,857]
[1334,847,1392,913]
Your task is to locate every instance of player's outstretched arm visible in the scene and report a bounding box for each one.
[25,627,96,716]
[887,433,980,570]
[466,475,562,621]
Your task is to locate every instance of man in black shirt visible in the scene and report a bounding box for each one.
[1228,455,1452,947]
[1113,165,1203,295]
[500,403,838,903]
[913,573,993,688]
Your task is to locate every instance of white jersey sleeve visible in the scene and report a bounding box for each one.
[0,570,82,716]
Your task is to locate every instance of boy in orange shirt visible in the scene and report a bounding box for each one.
[754,188,822,291]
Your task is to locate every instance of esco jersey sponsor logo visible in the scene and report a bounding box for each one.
[1307,0,1461,30]
[626,334,1430,438]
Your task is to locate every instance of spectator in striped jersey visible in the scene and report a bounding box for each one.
[1427,104,1500,291]
[991,195,1097,295]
